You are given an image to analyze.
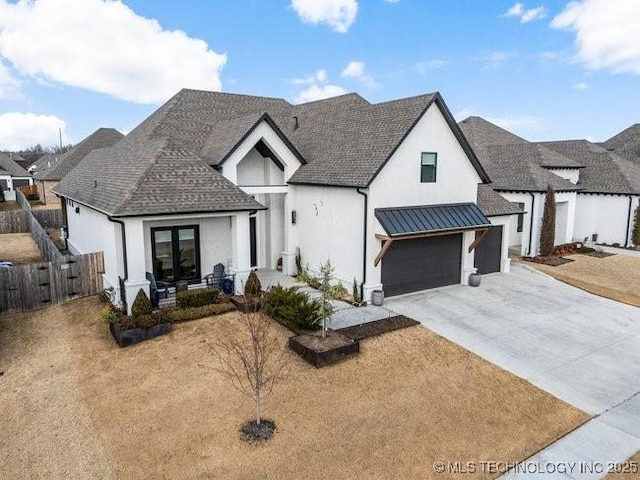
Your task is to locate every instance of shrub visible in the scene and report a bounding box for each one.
[327,282,348,299]
[352,278,361,304]
[101,305,119,324]
[166,303,235,323]
[295,248,302,276]
[131,288,152,317]
[0,188,4,203]
[176,288,219,309]
[263,284,322,331]
[632,207,640,248]
[539,185,556,256]
[244,271,262,296]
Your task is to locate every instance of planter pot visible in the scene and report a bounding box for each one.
[469,273,482,287]
[371,289,384,306]
[110,321,171,347]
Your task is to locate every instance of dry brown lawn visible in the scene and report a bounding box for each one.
[0,201,20,211]
[0,233,43,264]
[516,254,640,307]
[0,296,589,480]
[604,451,640,479]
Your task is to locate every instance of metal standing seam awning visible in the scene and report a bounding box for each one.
[374,203,491,266]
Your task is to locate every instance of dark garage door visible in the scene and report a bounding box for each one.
[381,234,462,297]
[474,226,502,274]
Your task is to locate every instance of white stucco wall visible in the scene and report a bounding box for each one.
[574,193,639,246]
[236,148,285,186]
[65,200,122,293]
[290,185,363,287]
[548,168,580,185]
[366,102,484,294]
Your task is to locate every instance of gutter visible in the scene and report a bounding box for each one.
[526,192,536,257]
[624,195,634,248]
[107,216,128,281]
[356,188,368,301]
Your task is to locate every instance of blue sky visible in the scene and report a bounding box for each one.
[0,0,638,150]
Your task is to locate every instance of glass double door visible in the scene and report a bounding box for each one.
[151,226,200,283]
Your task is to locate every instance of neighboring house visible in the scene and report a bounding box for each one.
[0,152,33,200]
[2,152,31,171]
[602,123,640,166]
[459,117,640,254]
[54,89,519,313]
[33,128,123,207]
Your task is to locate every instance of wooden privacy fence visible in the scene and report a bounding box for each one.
[0,211,28,233]
[14,190,64,262]
[0,252,104,314]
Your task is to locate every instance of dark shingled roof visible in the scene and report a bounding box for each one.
[602,123,640,165]
[476,184,525,217]
[53,137,264,217]
[459,117,582,192]
[539,140,640,195]
[58,89,490,216]
[375,203,490,237]
[0,152,30,177]
[30,152,59,176]
[34,128,123,181]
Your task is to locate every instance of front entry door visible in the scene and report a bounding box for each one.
[151,226,200,283]
[249,217,257,268]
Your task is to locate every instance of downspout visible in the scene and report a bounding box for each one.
[624,195,634,248]
[526,192,536,257]
[107,216,128,281]
[356,188,368,301]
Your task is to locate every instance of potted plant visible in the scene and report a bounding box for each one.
[230,271,263,312]
[107,289,171,347]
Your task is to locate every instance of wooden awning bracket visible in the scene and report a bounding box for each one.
[468,228,488,253]
[374,238,394,267]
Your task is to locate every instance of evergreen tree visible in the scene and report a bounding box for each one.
[539,185,556,256]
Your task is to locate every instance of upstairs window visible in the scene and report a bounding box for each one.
[516,202,525,232]
[420,152,437,183]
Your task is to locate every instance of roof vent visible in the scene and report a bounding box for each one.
[292,116,299,130]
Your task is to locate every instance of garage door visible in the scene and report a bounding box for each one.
[474,226,502,274]
[381,234,462,297]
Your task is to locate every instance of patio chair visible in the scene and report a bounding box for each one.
[203,263,235,293]
[146,271,169,308]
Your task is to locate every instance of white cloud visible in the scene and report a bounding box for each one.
[552,0,640,74]
[0,60,21,100]
[573,82,588,90]
[295,84,348,103]
[414,59,448,75]
[503,3,547,23]
[0,112,66,150]
[478,51,514,70]
[291,0,358,33]
[0,0,226,104]
[340,60,378,87]
[292,69,327,85]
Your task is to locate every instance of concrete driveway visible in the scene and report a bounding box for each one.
[385,264,640,478]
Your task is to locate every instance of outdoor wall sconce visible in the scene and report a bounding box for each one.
[75,206,80,214]
[291,210,297,224]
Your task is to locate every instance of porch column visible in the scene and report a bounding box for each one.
[123,218,150,314]
[230,212,252,294]
[461,230,477,286]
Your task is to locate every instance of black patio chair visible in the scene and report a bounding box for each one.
[203,263,235,292]
[146,271,169,308]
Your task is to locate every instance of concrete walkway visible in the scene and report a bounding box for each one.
[384,265,640,479]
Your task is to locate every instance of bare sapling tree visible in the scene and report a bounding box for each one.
[206,311,288,441]
[319,259,335,338]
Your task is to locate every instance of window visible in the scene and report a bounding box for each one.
[420,152,437,183]
[151,226,200,283]
[516,202,525,233]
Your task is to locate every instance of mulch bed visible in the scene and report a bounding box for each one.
[528,256,575,267]
[337,315,420,340]
[584,251,615,258]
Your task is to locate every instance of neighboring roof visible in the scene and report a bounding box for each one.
[602,123,640,165]
[0,152,30,177]
[30,152,59,176]
[539,140,640,195]
[375,203,490,237]
[53,137,264,217]
[34,128,123,181]
[476,184,525,217]
[2,152,30,170]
